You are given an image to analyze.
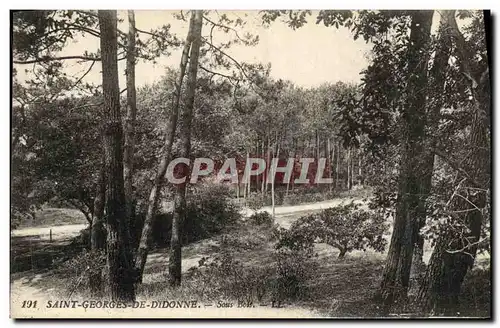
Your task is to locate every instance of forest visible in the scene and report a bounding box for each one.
[11,10,491,318]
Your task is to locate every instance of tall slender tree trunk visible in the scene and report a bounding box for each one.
[98,10,136,302]
[336,142,340,190]
[347,147,351,190]
[265,136,271,194]
[90,159,106,297]
[378,10,433,308]
[286,149,295,197]
[134,13,196,281]
[327,138,333,192]
[168,10,203,287]
[358,148,362,186]
[243,151,249,200]
[247,150,251,195]
[124,10,138,244]
[261,139,265,193]
[271,139,280,219]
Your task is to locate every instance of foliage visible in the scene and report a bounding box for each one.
[275,202,388,258]
[56,249,107,293]
[184,230,315,304]
[11,96,102,224]
[248,211,273,226]
[133,184,241,247]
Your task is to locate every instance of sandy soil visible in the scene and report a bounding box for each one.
[12,199,358,318]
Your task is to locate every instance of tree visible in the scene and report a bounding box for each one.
[378,10,434,307]
[134,12,196,281]
[276,202,388,258]
[169,10,203,286]
[98,9,136,301]
[124,10,138,230]
[417,10,490,314]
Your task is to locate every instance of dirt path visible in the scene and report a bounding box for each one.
[11,224,87,241]
[11,197,362,241]
[10,198,360,318]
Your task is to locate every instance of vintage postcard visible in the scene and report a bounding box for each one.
[10,9,491,319]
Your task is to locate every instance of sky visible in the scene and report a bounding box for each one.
[15,10,375,90]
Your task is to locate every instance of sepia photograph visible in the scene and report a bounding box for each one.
[10,9,491,319]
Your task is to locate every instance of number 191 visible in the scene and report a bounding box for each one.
[21,300,37,308]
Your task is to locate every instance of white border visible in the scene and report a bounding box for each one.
[2,2,498,327]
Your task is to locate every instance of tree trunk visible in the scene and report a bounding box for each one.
[123,10,138,244]
[347,147,351,190]
[378,10,433,308]
[168,10,203,287]
[336,142,340,190]
[351,148,355,188]
[134,13,195,281]
[358,148,363,186]
[264,136,271,194]
[98,10,136,302]
[327,138,333,192]
[286,149,295,197]
[261,139,265,193]
[90,160,106,297]
[417,10,490,314]
[271,140,280,219]
[243,151,249,200]
[247,150,251,195]
[411,14,452,284]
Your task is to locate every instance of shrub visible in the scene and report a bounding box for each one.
[248,211,274,226]
[458,266,491,317]
[272,247,316,302]
[272,225,317,302]
[56,249,106,295]
[133,184,241,247]
[280,202,388,258]
[246,193,273,210]
[185,237,274,303]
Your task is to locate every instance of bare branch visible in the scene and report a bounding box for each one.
[432,147,481,188]
[14,55,100,64]
[199,65,238,81]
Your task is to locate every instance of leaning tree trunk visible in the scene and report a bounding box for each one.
[168,10,203,287]
[123,10,138,244]
[378,10,433,308]
[417,10,490,314]
[98,10,135,302]
[134,13,195,281]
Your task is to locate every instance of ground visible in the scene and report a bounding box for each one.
[10,197,490,318]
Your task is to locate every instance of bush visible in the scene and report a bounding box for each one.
[185,237,274,303]
[133,184,241,247]
[278,202,388,258]
[56,249,106,294]
[272,225,317,302]
[272,247,316,302]
[246,193,274,210]
[248,211,274,226]
[458,266,491,317]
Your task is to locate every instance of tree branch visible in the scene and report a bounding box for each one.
[13,55,100,64]
[432,147,481,188]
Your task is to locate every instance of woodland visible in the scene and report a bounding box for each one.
[11,10,491,317]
